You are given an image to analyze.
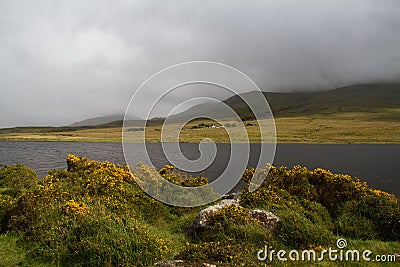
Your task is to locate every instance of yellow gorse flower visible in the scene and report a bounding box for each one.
[63,199,90,217]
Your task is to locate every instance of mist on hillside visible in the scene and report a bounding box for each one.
[1,0,400,127]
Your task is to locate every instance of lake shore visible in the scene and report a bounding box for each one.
[1,113,400,144]
[1,141,399,197]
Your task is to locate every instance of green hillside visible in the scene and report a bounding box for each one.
[1,83,399,143]
[268,83,400,117]
[70,114,142,127]
[176,83,400,120]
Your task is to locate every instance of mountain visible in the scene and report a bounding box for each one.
[171,83,400,120]
[69,83,400,127]
[70,114,142,127]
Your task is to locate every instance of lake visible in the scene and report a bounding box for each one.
[0,141,399,197]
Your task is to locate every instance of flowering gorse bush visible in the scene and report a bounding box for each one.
[0,155,399,266]
[240,164,400,243]
[0,155,175,266]
[159,165,208,187]
[63,199,90,217]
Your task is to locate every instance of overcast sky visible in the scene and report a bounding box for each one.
[1,0,399,127]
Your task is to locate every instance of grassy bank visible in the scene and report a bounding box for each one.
[1,111,400,143]
[0,155,399,266]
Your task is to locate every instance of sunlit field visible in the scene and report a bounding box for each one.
[1,110,399,143]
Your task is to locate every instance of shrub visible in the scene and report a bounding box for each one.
[209,205,259,227]
[0,164,38,197]
[1,155,399,265]
[159,165,208,187]
[307,168,369,216]
[0,165,38,232]
[338,194,400,241]
[266,165,318,201]
[239,185,298,212]
[202,205,270,242]
[0,193,15,232]
[4,155,172,266]
[274,208,334,248]
[179,204,275,265]
[336,210,378,240]
[300,199,334,231]
[239,182,335,248]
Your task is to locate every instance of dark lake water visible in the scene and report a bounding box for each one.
[0,141,399,197]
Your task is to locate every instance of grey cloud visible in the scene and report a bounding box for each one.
[0,0,399,127]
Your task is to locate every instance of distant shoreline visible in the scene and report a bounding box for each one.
[1,111,399,144]
[0,139,399,144]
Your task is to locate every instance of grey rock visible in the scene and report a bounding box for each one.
[187,199,239,235]
[187,199,280,236]
[218,199,240,207]
[248,209,280,232]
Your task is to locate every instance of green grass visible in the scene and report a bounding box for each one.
[0,235,25,267]
[1,110,400,143]
[0,235,54,267]
[2,235,398,266]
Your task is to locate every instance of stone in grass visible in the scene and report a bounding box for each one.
[187,199,280,236]
[248,209,280,232]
